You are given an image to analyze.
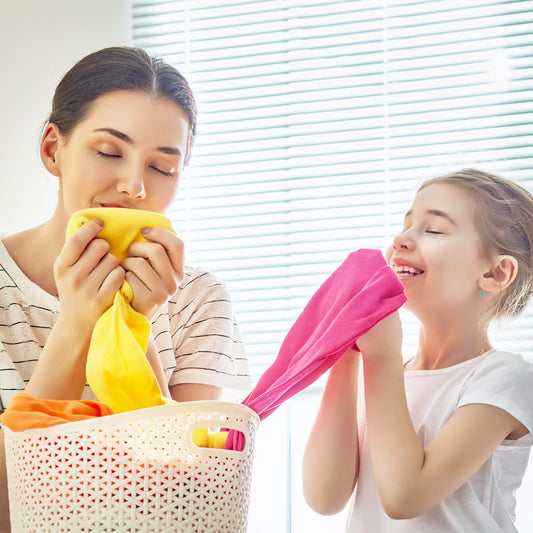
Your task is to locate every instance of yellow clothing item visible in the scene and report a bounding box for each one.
[66,207,175,414]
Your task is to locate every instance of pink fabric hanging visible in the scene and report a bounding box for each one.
[225,249,406,451]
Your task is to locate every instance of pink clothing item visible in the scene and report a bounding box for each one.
[225,249,406,451]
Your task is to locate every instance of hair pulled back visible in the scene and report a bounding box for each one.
[47,46,197,164]
[419,168,533,319]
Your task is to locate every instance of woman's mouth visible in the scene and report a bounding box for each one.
[99,203,129,209]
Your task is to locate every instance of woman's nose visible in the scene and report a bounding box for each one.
[116,168,146,200]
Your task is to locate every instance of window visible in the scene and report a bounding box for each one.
[133,2,533,530]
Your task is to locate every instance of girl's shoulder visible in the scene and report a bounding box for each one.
[461,349,533,434]
[478,349,533,375]
[468,349,533,388]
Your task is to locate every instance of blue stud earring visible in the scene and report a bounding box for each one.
[480,291,486,296]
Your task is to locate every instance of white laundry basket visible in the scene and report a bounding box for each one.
[4,401,259,533]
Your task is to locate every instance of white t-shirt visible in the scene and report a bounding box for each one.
[347,349,533,533]
[0,239,251,411]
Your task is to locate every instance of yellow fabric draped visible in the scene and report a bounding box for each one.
[66,207,175,414]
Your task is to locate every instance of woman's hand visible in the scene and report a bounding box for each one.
[120,227,184,319]
[27,219,125,401]
[54,219,125,335]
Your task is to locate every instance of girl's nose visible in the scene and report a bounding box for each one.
[392,230,413,251]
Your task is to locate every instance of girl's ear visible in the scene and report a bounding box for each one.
[479,255,518,294]
[40,123,62,177]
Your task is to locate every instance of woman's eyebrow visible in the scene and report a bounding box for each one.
[93,127,182,157]
[94,127,132,144]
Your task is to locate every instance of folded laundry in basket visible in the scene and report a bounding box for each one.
[225,249,406,451]
[66,207,175,415]
[0,392,113,431]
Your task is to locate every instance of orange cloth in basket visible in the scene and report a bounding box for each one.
[0,393,112,431]
[0,393,229,449]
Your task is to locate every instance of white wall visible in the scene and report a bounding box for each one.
[0,0,133,233]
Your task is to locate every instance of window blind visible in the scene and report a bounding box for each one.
[133,0,533,379]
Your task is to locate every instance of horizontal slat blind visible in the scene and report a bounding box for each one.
[133,0,533,378]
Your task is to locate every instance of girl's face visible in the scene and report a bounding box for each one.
[386,182,492,318]
[42,90,190,217]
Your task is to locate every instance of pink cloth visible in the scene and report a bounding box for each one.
[225,249,406,450]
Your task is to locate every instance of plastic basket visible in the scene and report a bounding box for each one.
[4,401,259,533]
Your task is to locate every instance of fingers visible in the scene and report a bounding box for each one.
[139,227,185,281]
[54,220,126,332]
[58,219,105,267]
[120,228,185,318]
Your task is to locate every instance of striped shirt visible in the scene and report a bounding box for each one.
[0,239,251,411]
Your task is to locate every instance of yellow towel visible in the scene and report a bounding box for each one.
[66,207,175,414]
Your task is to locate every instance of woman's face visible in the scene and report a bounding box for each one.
[43,90,190,217]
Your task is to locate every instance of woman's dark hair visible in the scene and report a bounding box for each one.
[46,46,197,164]
[420,168,533,320]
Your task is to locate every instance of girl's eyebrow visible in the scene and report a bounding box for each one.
[93,127,182,157]
[404,208,458,226]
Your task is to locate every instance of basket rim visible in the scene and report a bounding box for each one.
[2,400,259,437]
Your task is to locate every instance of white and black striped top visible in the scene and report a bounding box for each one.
[0,240,251,412]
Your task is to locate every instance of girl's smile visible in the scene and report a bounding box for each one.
[387,182,490,318]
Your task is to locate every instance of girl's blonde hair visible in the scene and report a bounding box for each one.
[419,168,533,320]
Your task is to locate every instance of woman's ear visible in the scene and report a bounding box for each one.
[40,123,62,177]
[479,255,518,294]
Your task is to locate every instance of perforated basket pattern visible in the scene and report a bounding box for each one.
[4,401,259,533]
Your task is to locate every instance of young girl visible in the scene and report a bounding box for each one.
[303,169,533,532]
[0,46,250,530]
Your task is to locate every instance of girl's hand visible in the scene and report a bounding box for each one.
[54,219,126,335]
[356,311,403,360]
[120,227,184,319]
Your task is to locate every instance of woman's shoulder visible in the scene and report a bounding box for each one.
[164,265,232,311]
[0,236,21,286]
[178,265,229,296]
[0,232,59,311]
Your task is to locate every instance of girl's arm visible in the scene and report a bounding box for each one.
[302,349,360,515]
[357,313,527,519]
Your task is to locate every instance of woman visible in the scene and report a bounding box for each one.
[0,46,251,530]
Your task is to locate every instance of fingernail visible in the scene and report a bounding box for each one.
[95,219,104,227]
[141,228,151,235]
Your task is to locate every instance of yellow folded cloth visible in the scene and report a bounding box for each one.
[66,207,175,414]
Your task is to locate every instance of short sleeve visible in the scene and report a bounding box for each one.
[458,351,533,438]
[167,267,252,392]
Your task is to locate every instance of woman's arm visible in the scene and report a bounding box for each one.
[302,349,360,515]
[169,383,222,402]
[0,426,10,533]
[124,229,229,403]
[357,313,527,519]
[26,220,125,400]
